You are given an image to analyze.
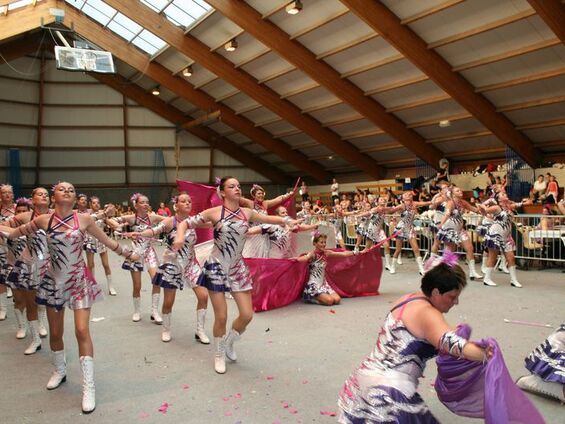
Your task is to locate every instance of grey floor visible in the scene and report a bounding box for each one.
[0,246,563,424]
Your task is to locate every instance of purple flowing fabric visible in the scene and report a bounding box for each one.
[435,324,545,424]
[176,180,223,243]
[246,247,382,312]
[246,258,308,312]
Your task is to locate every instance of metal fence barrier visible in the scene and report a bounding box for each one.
[323,213,565,265]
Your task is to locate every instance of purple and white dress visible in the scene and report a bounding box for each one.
[356,216,370,237]
[525,324,565,384]
[121,214,159,272]
[365,210,387,243]
[7,211,50,290]
[437,203,469,244]
[0,205,16,285]
[152,217,201,290]
[1,233,26,289]
[242,201,270,258]
[483,209,515,252]
[260,224,293,259]
[338,296,439,423]
[36,213,103,311]
[303,251,335,302]
[84,214,107,254]
[394,204,417,241]
[197,206,252,292]
[431,201,446,236]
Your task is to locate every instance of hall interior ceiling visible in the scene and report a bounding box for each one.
[1,0,564,183]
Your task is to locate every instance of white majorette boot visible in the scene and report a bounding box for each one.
[516,374,565,402]
[0,291,7,320]
[6,287,13,298]
[389,257,397,274]
[38,305,48,337]
[384,254,391,271]
[161,313,171,342]
[397,253,403,265]
[467,259,483,280]
[150,293,162,324]
[416,256,425,276]
[214,337,226,374]
[14,308,27,339]
[132,297,141,322]
[483,267,497,287]
[481,255,488,274]
[46,350,67,390]
[80,356,96,413]
[106,274,117,296]
[509,266,522,288]
[498,255,510,274]
[24,320,42,355]
[224,328,240,362]
[195,309,210,344]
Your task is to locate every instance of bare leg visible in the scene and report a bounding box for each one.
[149,268,160,295]
[12,288,26,312]
[99,252,111,277]
[161,288,176,315]
[74,308,93,357]
[47,307,65,352]
[192,286,209,310]
[131,271,142,298]
[317,293,335,305]
[86,252,95,276]
[230,291,253,334]
[24,290,38,321]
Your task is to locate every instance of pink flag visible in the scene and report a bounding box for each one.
[176,180,222,243]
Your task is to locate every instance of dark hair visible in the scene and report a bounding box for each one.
[31,187,48,197]
[312,233,327,243]
[421,263,467,296]
[219,176,236,191]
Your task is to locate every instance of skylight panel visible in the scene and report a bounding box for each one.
[172,0,209,18]
[81,0,117,26]
[136,29,167,50]
[65,0,85,8]
[131,37,160,55]
[112,12,143,35]
[107,20,137,42]
[131,29,168,55]
[140,0,169,13]
[163,4,196,28]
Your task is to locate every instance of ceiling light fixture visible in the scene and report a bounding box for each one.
[224,39,238,52]
[439,119,451,128]
[152,86,160,96]
[286,0,303,15]
[328,155,334,160]
[182,66,193,77]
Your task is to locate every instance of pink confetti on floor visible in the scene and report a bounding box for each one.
[281,401,289,408]
[266,375,275,380]
[158,402,169,414]
[234,393,242,399]
[329,309,336,314]
[272,421,281,424]
[224,411,233,417]
[182,384,190,390]
[139,412,149,419]
[223,396,230,401]
[289,408,298,414]
[320,410,336,416]
[302,379,309,384]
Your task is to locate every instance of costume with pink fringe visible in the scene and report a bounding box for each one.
[393,203,417,240]
[303,251,336,302]
[152,217,201,290]
[121,214,158,272]
[6,210,50,290]
[525,324,565,384]
[36,212,103,310]
[365,210,387,243]
[196,206,252,292]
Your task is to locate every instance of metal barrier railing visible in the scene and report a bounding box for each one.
[325,213,565,264]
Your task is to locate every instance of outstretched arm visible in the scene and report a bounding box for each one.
[84,215,139,261]
[263,192,294,209]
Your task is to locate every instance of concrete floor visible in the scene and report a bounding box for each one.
[0,246,563,424]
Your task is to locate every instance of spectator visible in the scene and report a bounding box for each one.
[545,175,559,204]
[331,178,339,204]
[531,175,547,202]
[157,201,172,217]
[299,181,309,201]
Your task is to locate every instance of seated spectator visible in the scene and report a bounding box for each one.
[531,175,547,202]
[545,175,559,204]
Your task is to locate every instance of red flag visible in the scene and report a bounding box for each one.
[176,180,222,243]
[267,177,300,218]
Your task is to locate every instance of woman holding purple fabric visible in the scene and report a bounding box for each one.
[338,252,491,423]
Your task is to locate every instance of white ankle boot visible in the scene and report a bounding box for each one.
[224,328,240,362]
[483,267,497,287]
[195,309,210,344]
[24,320,42,355]
[150,294,162,324]
[0,292,7,320]
[498,256,510,273]
[481,255,488,274]
[6,287,13,298]
[80,356,96,413]
[389,257,397,274]
[516,374,565,402]
[46,350,67,390]
[467,259,482,280]
[132,297,141,322]
[14,308,27,339]
[38,305,48,337]
[416,256,425,276]
[384,254,391,271]
[509,266,522,288]
[106,274,117,296]
[161,313,171,342]
[214,337,226,374]
[397,253,403,265]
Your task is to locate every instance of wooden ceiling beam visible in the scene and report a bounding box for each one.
[527,0,565,43]
[92,73,290,185]
[0,0,56,42]
[341,0,542,168]
[207,0,443,169]
[103,0,383,179]
[64,6,328,183]
[0,31,46,62]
